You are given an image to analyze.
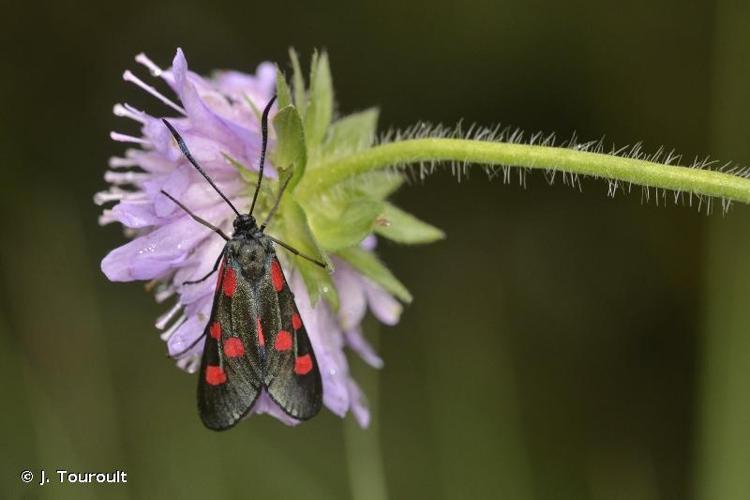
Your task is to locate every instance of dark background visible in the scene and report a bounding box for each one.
[2,1,750,499]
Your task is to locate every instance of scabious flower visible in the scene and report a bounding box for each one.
[96,48,442,426]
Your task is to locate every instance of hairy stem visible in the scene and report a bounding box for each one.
[299,138,750,204]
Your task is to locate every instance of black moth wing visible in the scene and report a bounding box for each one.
[260,251,323,420]
[197,254,263,431]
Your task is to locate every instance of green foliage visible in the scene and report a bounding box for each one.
[307,197,384,251]
[316,108,379,163]
[289,48,307,117]
[269,50,442,307]
[337,246,412,303]
[374,203,445,244]
[275,66,293,109]
[277,197,338,309]
[304,51,334,149]
[271,104,307,190]
[345,171,405,199]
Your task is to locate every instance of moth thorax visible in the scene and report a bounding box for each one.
[232,239,267,276]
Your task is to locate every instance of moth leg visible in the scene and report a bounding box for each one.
[161,189,229,241]
[183,249,226,286]
[266,235,327,269]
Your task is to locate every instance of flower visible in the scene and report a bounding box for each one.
[96,48,435,427]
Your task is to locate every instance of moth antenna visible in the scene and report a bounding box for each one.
[162,119,241,218]
[249,94,277,216]
[266,235,327,268]
[260,174,292,231]
[160,190,230,241]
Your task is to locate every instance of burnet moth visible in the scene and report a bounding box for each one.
[162,96,324,430]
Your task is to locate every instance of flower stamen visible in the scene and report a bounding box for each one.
[110,131,151,145]
[104,170,149,185]
[155,301,182,330]
[93,188,147,205]
[108,156,139,168]
[123,70,186,115]
[160,314,186,341]
[135,52,164,78]
[113,103,147,124]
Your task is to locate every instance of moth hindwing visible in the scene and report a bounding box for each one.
[197,230,323,430]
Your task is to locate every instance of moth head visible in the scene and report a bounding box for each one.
[232,214,257,235]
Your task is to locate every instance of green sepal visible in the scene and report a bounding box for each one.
[314,108,379,165]
[345,170,404,200]
[275,67,293,109]
[374,203,445,244]
[289,48,307,117]
[222,152,256,184]
[277,197,338,309]
[307,197,384,251]
[271,105,307,191]
[242,94,263,124]
[304,51,333,150]
[337,247,412,303]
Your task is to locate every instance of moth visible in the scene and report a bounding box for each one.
[161,96,324,430]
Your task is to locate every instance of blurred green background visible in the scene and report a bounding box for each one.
[2,0,750,499]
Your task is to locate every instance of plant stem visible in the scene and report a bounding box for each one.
[300,138,750,204]
[343,324,388,500]
[696,1,750,499]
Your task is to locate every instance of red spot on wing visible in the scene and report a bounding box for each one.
[205,365,227,385]
[210,322,221,340]
[294,354,313,375]
[224,337,245,357]
[274,330,292,351]
[256,317,265,347]
[292,313,302,331]
[222,267,237,296]
[271,259,284,292]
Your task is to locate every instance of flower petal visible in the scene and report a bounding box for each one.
[172,49,254,158]
[289,270,351,416]
[250,391,301,426]
[167,308,208,358]
[101,203,230,281]
[143,164,192,217]
[333,261,368,330]
[110,201,160,228]
[347,379,371,428]
[364,279,403,326]
[345,327,384,369]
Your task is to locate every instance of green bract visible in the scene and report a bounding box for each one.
[262,50,444,309]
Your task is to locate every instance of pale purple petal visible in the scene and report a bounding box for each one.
[122,150,174,174]
[101,203,230,281]
[289,269,350,416]
[212,62,276,104]
[250,391,301,426]
[172,49,252,157]
[364,279,403,326]
[174,235,228,305]
[333,262,368,330]
[110,201,160,228]
[347,380,371,428]
[361,234,377,251]
[167,310,207,357]
[144,164,192,217]
[345,327,384,369]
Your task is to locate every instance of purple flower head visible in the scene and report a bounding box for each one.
[96,49,437,427]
